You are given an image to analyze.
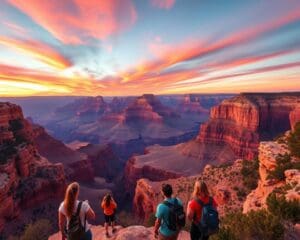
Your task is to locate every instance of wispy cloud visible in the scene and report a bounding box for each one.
[7,0,137,44]
[0,36,72,69]
[150,0,175,9]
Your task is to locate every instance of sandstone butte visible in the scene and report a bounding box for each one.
[124,92,300,195]
[0,102,66,233]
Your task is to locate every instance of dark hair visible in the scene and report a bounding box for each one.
[162,184,173,198]
[105,194,112,207]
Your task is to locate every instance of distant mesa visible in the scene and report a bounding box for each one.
[46,94,219,144]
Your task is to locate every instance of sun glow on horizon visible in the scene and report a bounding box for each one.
[0,0,300,97]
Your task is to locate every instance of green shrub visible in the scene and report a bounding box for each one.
[267,193,300,223]
[212,210,284,240]
[267,154,300,181]
[19,219,52,240]
[288,121,300,157]
[241,158,259,190]
[145,213,156,227]
[9,119,23,131]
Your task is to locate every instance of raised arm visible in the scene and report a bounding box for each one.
[86,206,96,220]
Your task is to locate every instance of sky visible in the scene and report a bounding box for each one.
[0,0,300,96]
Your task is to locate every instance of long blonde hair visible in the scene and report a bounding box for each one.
[192,179,209,198]
[64,182,79,217]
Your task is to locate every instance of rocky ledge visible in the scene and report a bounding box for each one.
[243,139,300,213]
[49,225,190,240]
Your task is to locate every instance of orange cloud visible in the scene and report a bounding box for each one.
[0,64,106,96]
[151,0,175,9]
[0,36,72,69]
[7,0,137,44]
[122,8,300,84]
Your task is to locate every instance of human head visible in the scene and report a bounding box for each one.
[193,179,209,198]
[162,184,173,198]
[104,193,112,206]
[64,182,79,217]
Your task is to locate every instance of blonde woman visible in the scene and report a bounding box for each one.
[187,180,218,240]
[58,182,95,240]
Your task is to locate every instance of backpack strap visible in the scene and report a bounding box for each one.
[163,200,174,209]
[195,198,204,207]
[208,197,213,206]
[195,197,213,207]
[163,198,179,209]
[76,201,83,217]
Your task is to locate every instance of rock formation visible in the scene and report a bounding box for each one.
[31,123,94,181]
[124,94,179,123]
[243,139,300,213]
[198,92,300,160]
[79,143,122,181]
[290,107,300,131]
[47,94,197,144]
[0,102,66,233]
[49,225,190,240]
[133,160,246,222]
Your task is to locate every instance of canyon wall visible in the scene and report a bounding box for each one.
[243,138,300,213]
[0,102,66,233]
[32,123,94,181]
[290,107,300,131]
[198,93,300,160]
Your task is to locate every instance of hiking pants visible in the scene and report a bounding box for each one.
[190,223,209,240]
[80,229,92,240]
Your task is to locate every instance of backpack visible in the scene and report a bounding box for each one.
[195,197,219,236]
[163,198,186,231]
[66,201,86,240]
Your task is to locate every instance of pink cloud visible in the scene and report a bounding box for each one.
[151,0,175,9]
[7,0,137,44]
[0,36,72,69]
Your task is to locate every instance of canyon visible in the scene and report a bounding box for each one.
[125,93,300,193]
[1,92,300,239]
[0,102,66,234]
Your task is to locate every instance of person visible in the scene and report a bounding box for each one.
[187,180,218,240]
[101,193,117,237]
[154,184,184,240]
[58,182,96,240]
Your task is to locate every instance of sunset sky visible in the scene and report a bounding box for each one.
[0,0,300,96]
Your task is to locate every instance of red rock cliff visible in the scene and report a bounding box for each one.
[31,123,94,181]
[198,93,300,160]
[0,102,66,233]
[290,107,300,131]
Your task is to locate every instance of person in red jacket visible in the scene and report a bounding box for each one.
[187,179,218,240]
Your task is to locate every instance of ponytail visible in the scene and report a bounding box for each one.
[64,182,79,217]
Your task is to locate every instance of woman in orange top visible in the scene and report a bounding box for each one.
[101,193,117,237]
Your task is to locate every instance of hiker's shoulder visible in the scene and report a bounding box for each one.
[58,201,65,213]
[174,197,183,206]
[81,200,90,210]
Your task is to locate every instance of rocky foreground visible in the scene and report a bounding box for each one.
[49,225,190,240]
